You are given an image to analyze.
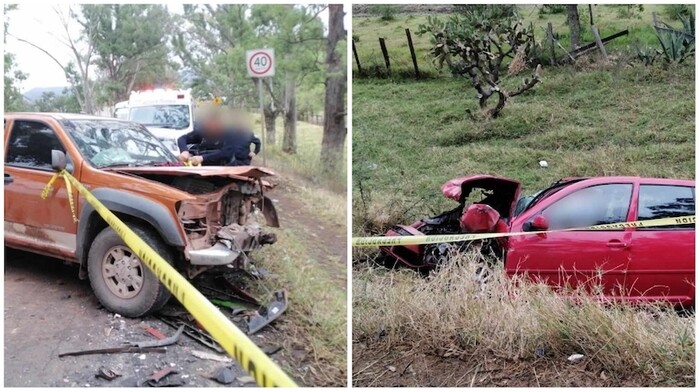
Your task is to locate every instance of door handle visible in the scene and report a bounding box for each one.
[4,173,13,184]
[606,240,628,249]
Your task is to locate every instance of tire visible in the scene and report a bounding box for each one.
[87,223,173,317]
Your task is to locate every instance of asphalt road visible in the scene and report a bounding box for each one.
[4,248,271,387]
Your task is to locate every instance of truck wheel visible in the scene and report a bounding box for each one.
[87,223,173,317]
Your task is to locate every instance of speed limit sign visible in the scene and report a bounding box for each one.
[246,49,275,78]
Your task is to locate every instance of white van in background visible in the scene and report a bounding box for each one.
[114,101,129,120]
[116,89,195,155]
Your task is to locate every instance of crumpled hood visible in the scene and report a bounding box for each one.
[105,165,276,181]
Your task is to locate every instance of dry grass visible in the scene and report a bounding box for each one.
[353,251,695,386]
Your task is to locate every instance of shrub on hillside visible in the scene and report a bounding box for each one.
[418,5,542,118]
[368,5,397,21]
[664,4,694,21]
[538,4,566,16]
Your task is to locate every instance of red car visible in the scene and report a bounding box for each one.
[382,175,695,307]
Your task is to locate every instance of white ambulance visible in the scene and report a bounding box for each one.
[114,101,129,120]
[117,89,195,156]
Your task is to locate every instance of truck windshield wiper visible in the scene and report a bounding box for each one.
[98,162,138,169]
[98,161,156,169]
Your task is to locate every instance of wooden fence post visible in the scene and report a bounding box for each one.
[546,22,556,65]
[591,25,608,61]
[352,39,363,74]
[379,37,391,73]
[405,28,420,78]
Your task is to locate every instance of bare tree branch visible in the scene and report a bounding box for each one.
[7,32,87,111]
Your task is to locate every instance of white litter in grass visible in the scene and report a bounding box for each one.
[568,353,584,362]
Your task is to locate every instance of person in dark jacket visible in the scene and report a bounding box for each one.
[227,126,261,166]
[177,110,261,166]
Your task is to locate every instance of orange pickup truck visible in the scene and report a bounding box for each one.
[4,113,279,317]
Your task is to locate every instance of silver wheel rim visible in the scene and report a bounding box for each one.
[102,245,144,299]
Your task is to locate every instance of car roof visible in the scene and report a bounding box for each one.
[575,176,694,186]
[5,112,126,122]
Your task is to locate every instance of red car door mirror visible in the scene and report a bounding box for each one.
[524,215,549,232]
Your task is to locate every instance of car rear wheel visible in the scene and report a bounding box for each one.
[87,223,173,317]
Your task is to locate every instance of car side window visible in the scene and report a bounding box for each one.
[5,120,65,171]
[542,184,633,230]
[637,185,695,230]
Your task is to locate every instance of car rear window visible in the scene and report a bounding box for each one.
[637,185,695,230]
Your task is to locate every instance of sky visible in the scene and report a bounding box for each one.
[4,3,338,93]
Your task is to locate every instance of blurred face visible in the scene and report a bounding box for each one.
[225,111,251,132]
[201,114,224,135]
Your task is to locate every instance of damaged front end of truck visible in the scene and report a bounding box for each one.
[114,165,287,332]
[175,176,279,278]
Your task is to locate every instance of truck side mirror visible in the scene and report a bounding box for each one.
[524,215,549,232]
[51,150,67,172]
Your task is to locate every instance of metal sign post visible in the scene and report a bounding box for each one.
[246,49,275,167]
[258,78,266,166]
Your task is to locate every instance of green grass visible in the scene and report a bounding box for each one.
[244,116,346,385]
[258,117,346,193]
[352,7,695,387]
[353,14,438,77]
[239,114,347,387]
[522,4,680,51]
[352,4,689,78]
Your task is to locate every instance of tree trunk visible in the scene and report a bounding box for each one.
[263,104,277,146]
[282,80,297,154]
[320,4,346,174]
[567,5,581,51]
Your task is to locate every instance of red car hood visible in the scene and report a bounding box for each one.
[441,174,521,218]
[105,165,276,181]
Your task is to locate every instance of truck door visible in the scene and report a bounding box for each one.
[4,119,79,260]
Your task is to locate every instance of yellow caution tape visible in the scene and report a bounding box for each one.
[352,215,696,247]
[40,172,78,223]
[42,170,297,387]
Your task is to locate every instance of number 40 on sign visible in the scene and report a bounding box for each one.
[246,49,275,78]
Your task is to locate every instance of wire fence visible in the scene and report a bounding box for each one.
[352,28,436,79]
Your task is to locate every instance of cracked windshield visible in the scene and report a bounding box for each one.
[62,119,175,168]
